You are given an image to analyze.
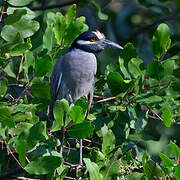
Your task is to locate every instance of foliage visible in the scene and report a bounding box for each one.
[0,0,180,179]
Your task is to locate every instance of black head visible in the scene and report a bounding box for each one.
[71,31,123,53]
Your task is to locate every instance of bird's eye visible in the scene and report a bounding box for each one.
[90,38,97,42]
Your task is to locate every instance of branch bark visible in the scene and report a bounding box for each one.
[29,0,78,11]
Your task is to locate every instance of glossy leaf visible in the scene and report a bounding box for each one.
[52,99,70,131]
[152,23,171,58]
[102,129,115,155]
[7,0,33,6]
[25,156,62,175]
[18,122,45,151]
[14,139,27,166]
[128,58,145,78]
[4,9,27,25]
[0,77,8,96]
[170,141,180,158]
[75,96,88,113]
[136,95,162,104]
[53,12,66,45]
[23,50,35,80]
[66,4,76,25]
[1,17,39,42]
[101,159,121,180]
[161,107,172,128]
[31,81,50,100]
[35,55,52,77]
[10,42,32,56]
[70,105,84,124]
[107,72,133,96]
[158,152,174,167]
[147,60,164,80]
[67,122,94,139]
[83,158,103,180]
[0,107,15,127]
[174,163,180,180]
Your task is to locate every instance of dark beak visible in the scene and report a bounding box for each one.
[99,39,123,50]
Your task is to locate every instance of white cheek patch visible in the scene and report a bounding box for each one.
[76,40,95,45]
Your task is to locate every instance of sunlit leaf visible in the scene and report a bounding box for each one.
[83,158,103,180]
[152,23,171,58]
[25,156,62,175]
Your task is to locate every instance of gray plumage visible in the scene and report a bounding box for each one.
[50,48,97,106]
[50,31,123,119]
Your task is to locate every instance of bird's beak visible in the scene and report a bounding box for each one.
[99,39,123,50]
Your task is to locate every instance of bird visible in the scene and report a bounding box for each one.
[50,30,123,119]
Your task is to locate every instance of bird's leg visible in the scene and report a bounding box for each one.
[79,139,83,166]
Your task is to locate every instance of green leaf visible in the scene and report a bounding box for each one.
[35,55,52,77]
[128,58,145,78]
[53,12,66,45]
[52,99,70,131]
[7,0,33,6]
[152,23,171,58]
[67,122,94,139]
[7,7,36,19]
[23,50,35,80]
[0,107,15,127]
[70,105,84,124]
[10,42,32,56]
[147,60,164,80]
[64,16,88,47]
[170,141,180,159]
[158,152,174,167]
[101,159,121,180]
[31,81,50,100]
[174,163,180,180]
[126,172,144,180]
[91,1,108,20]
[1,17,39,42]
[83,158,103,180]
[176,0,180,7]
[120,43,137,62]
[14,139,27,166]
[161,107,172,128]
[75,96,88,113]
[136,95,162,104]
[0,78,8,96]
[119,43,137,79]
[4,9,27,25]
[25,156,62,175]
[161,59,175,75]
[18,122,45,151]
[142,152,165,180]
[4,61,16,78]
[107,72,133,96]
[102,129,115,155]
[66,4,76,25]
[43,26,56,52]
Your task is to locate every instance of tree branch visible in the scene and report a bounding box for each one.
[29,0,78,11]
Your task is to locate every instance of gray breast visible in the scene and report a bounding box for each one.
[51,48,97,105]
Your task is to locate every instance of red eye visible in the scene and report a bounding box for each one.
[90,38,97,42]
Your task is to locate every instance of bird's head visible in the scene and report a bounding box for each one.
[71,30,123,53]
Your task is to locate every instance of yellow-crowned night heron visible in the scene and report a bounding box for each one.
[50,31,123,119]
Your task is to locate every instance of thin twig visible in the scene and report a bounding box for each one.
[0,0,7,22]
[16,56,24,81]
[93,96,118,104]
[60,127,66,156]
